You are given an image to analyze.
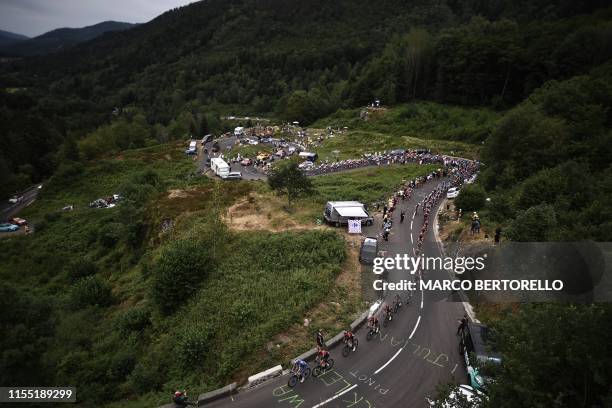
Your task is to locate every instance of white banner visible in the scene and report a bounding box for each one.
[348,219,362,234]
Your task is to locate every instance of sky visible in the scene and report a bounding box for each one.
[0,0,198,37]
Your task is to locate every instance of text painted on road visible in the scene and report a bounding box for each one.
[317,369,377,408]
[348,369,389,395]
[370,332,452,371]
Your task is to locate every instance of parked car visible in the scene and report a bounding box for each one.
[240,158,253,166]
[225,171,242,180]
[211,141,220,152]
[8,196,22,204]
[298,161,314,169]
[0,223,19,232]
[359,237,378,264]
[10,217,27,226]
[447,187,459,199]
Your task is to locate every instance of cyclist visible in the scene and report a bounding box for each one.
[400,210,405,223]
[293,359,309,383]
[315,329,325,348]
[383,303,393,321]
[317,347,331,368]
[343,330,356,351]
[394,293,402,309]
[367,316,379,334]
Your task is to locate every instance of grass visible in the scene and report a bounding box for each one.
[312,129,481,161]
[287,163,439,224]
[21,142,204,221]
[0,140,362,408]
[312,101,500,145]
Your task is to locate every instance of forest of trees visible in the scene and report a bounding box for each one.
[1,0,611,197]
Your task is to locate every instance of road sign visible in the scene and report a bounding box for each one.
[348,219,361,234]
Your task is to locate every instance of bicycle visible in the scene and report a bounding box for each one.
[312,356,335,377]
[366,323,380,341]
[382,308,393,327]
[341,337,359,357]
[287,362,311,387]
[392,294,403,314]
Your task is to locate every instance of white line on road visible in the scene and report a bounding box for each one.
[410,220,413,230]
[420,286,424,309]
[374,347,403,375]
[410,234,413,244]
[373,314,422,375]
[311,384,358,408]
[409,315,421,339]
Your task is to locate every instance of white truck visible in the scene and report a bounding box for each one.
[324,201,373,227]
[211,157,231,179]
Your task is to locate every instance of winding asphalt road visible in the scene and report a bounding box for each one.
[0,184,41,221]
[205,179,468,408]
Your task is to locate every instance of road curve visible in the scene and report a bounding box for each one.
[0,184,41,220]
[205,179,468,408]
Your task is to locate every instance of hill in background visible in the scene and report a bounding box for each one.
[0,21,136,56]
[0,29,29,48]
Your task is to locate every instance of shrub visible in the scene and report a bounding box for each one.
[66,259,98,282]
[175,324,214,370]
[68,276,112,309]
[506,204,557,242]
[99,222,125,248]
[454,184,487,212]
[127,357,164,393]
[150,239,214,315]
[106,350,136,381]
[115,308,151,337]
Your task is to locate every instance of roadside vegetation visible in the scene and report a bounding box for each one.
[312,102,499,144]
[0,143,353,407]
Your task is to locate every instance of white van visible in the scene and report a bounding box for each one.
[211,157,230,178]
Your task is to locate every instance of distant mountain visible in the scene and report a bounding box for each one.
[0,21,136,56]
[0,30,29,48]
